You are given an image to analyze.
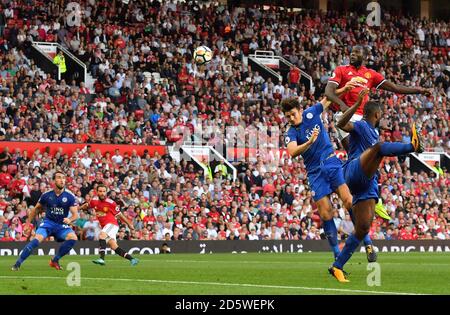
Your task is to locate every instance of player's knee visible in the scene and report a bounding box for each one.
[109,241,118,250]
[35,234,44,242]
[317,203,333,220]
[67,233,78,241]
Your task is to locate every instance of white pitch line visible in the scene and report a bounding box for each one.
[0,276,427,295]
[136,259,450,266]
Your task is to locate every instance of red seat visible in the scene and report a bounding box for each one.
[3,28,10,39]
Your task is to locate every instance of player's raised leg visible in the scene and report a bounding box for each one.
[108,239,139,266]
[359,120,423,180]
[92,224,139,266]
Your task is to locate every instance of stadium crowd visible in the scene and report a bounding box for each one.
[0,0,449,242]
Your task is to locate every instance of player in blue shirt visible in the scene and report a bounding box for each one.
[283,97,353,263]
[12,171,79,271]
[328,90,424,282]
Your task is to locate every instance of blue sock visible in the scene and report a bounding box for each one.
[323,219,340,259]
[348,208,373,246]
[363,234,373,246]
[16,238,40,266]
[53,240,76,262]
[379,142,414,157]
[333,234,361,270]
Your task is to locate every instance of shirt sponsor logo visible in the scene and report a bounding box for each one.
[285,136,291,144]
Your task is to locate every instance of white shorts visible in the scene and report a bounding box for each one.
[334,112,363,141]
[102,223,119,242]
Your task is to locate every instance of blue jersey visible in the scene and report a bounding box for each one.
[347,120,379,160]
[285,103,335,172]
[38,189,78,224]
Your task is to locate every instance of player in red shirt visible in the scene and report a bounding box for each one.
[325,45,431,261]
[80,184,138,266]
[325,45,431,150]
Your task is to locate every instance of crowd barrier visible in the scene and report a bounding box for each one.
[0,141,167,157]
[1,240,449,256]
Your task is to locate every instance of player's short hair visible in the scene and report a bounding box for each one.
[96,183,108,191]
[353,45,370,57]
[281,97,301,113]
[53,171,66,180]
[364,101,382,117]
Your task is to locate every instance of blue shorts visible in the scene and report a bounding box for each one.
[35,219,75,242]
[343,157,379,205]
[308,156,346,202]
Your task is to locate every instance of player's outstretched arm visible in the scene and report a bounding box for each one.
[337,89,369,132]
[286,129,319,158]
[379,81,432,96]
[325,82,350,111]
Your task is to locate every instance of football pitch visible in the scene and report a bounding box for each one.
[0,252,449,295]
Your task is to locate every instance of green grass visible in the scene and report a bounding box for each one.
[1,252,449,295]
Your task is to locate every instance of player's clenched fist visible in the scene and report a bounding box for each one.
[308,128,320,144]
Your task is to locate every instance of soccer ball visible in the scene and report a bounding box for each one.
[193,46,213,65]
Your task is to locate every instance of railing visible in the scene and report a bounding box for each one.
[247,54,282,84]
[250,50,314,91]
[31,41,87,85]
[26,44,59,80]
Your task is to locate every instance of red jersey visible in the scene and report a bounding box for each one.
[328,65,385,115]
[9,179,27,197]
[89,197,120,228]
[0,172,13,188]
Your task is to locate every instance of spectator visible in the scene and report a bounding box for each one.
[53,51,67,82]
[339,214,354,240]
[83,215,100,240]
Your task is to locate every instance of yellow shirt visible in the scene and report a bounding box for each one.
[53,54,67,73]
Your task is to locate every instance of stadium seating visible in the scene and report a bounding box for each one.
[0,0,448,242]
